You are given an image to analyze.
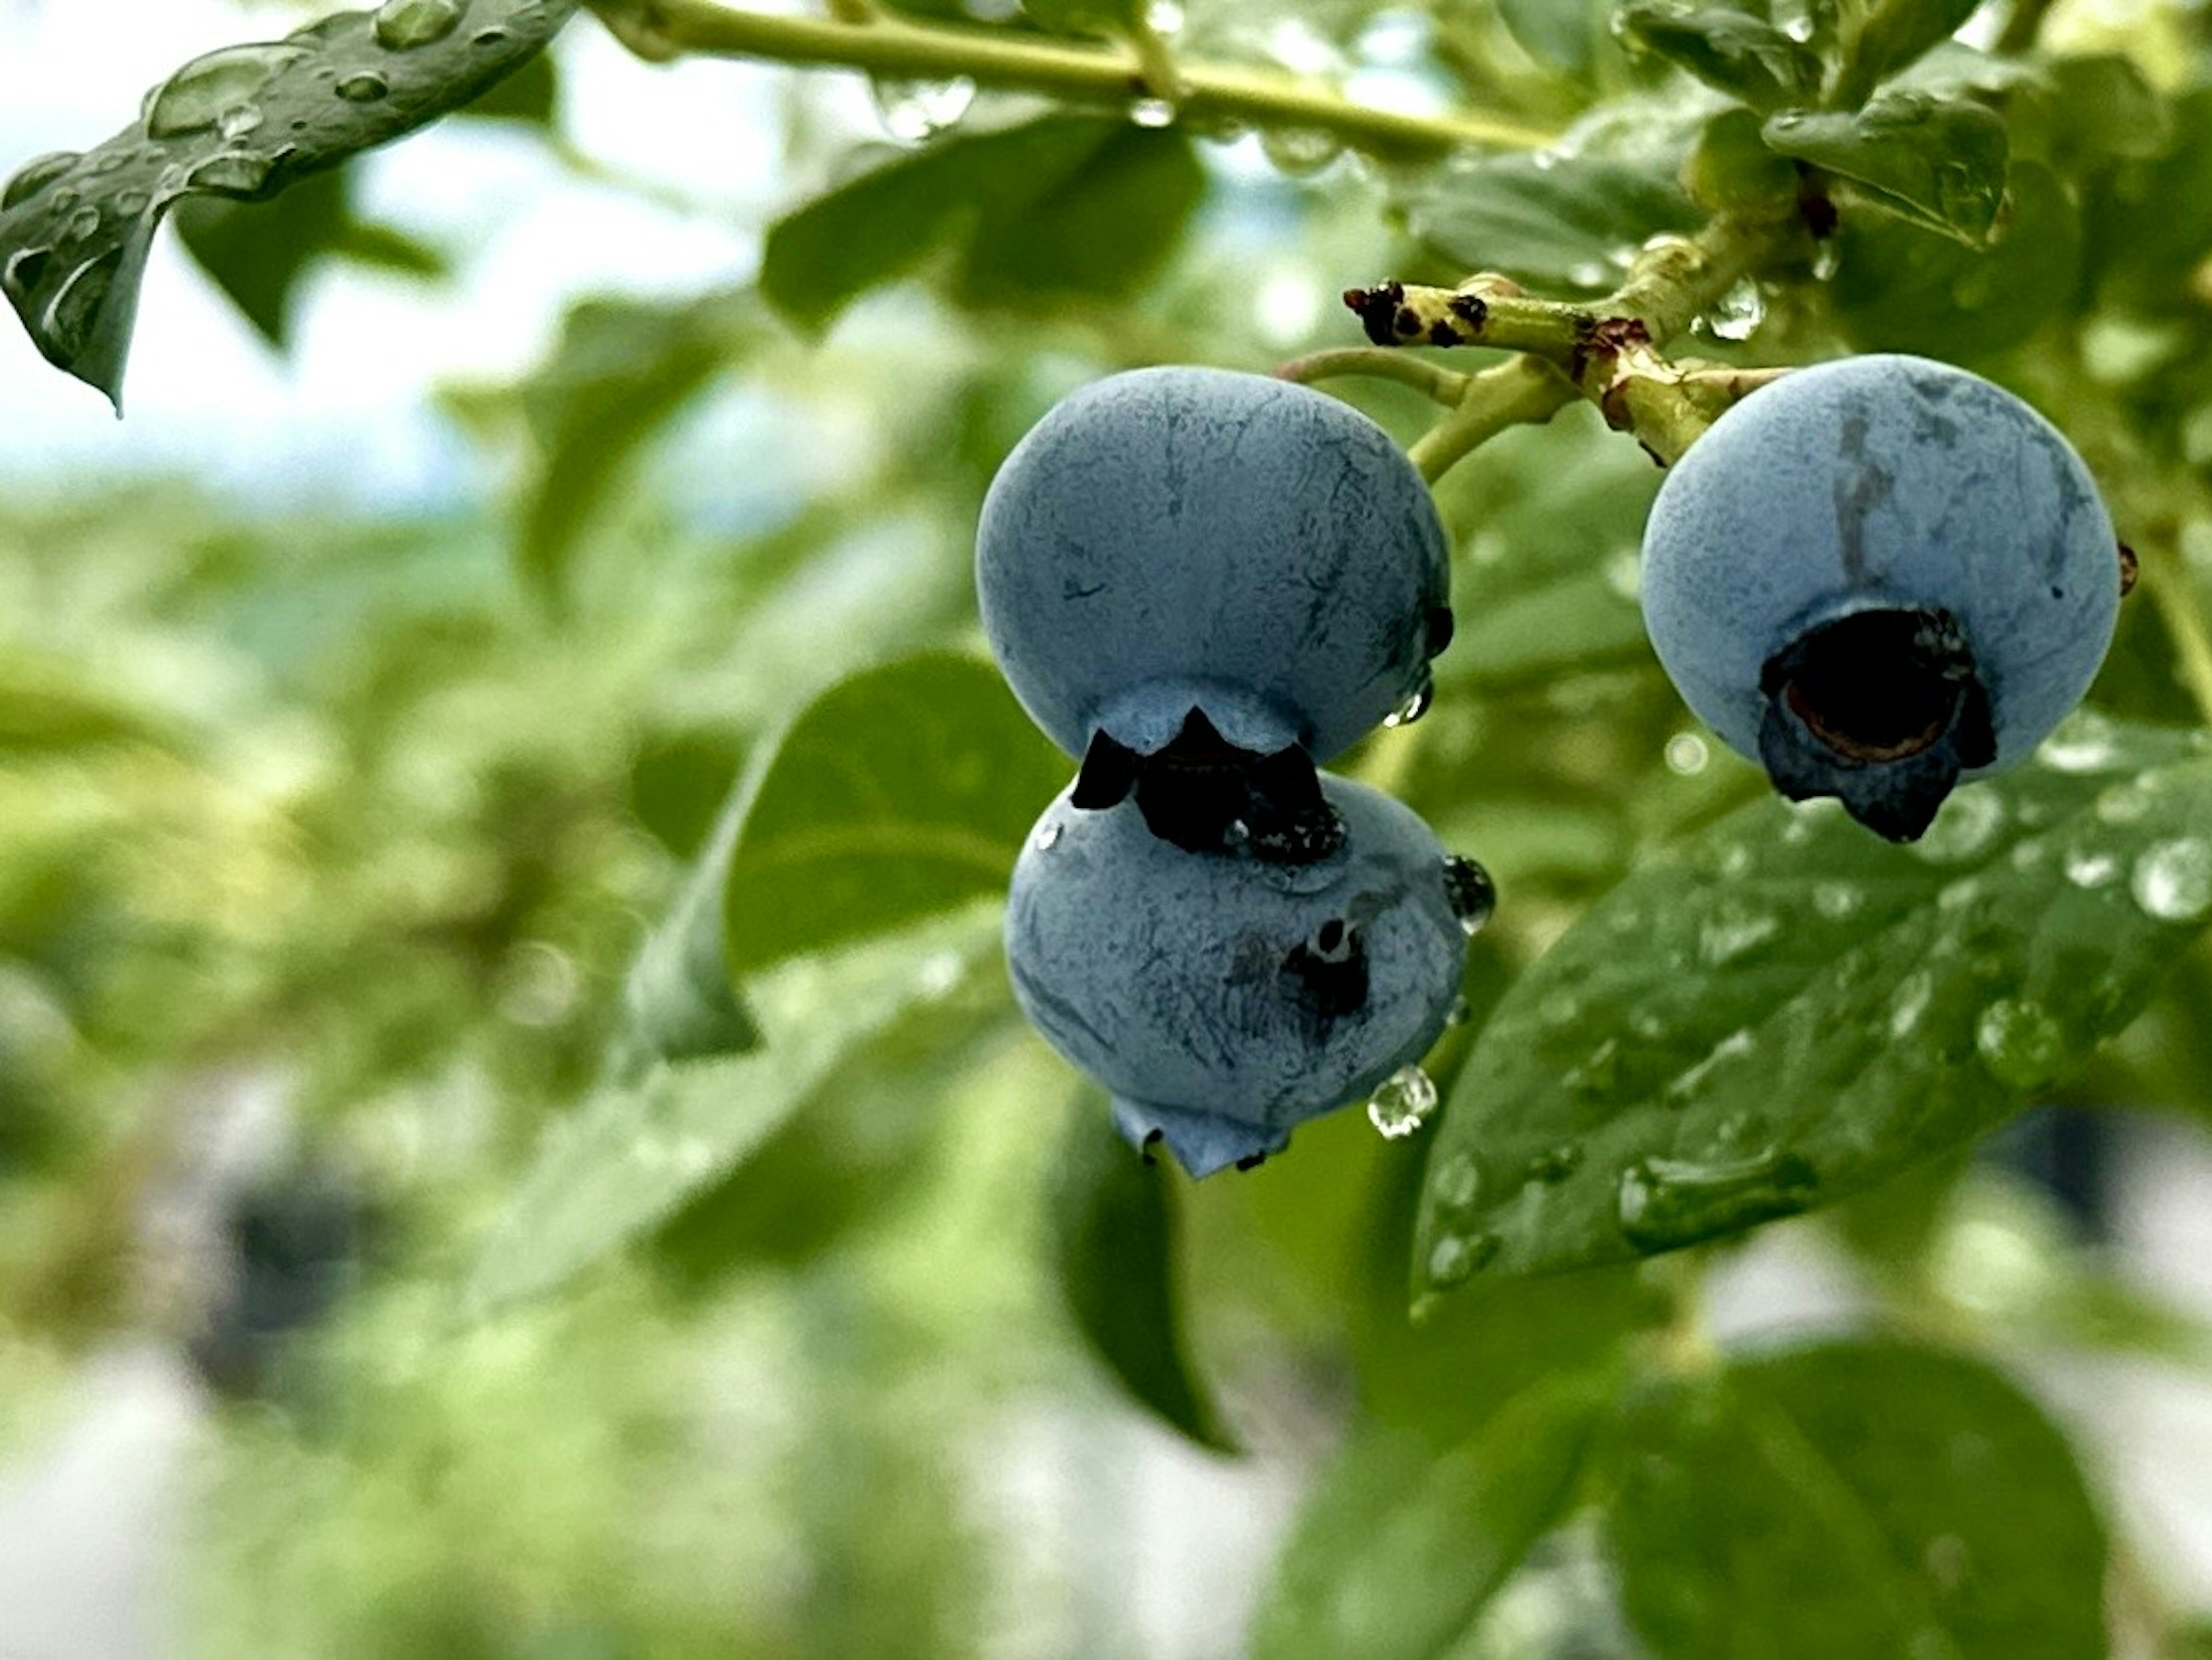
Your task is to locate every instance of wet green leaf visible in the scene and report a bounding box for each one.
[1607,1341,2106,1660]
[720,652,1066,981]
[1414,716,2212,1285]
[1840,0,1984,96]
[0,0,577,408]
[1493,0,1613,80]
[1615,5,1823,113]
[1251,1376,1607,1660]
[1051,1102,1234,1453]
[466,903,1001,1314]
[1407,150,1703,292]
[1763,89,2009,244]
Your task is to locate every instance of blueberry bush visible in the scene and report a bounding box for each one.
[6,0,2212,1654]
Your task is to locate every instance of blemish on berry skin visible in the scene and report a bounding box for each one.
[2118,543,2138,596]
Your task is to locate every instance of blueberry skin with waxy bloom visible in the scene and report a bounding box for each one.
[1006,773,1469,1178]
[976,366,1453,770]
[1639,354,2121,840]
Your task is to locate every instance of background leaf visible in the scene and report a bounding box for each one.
[1415,716,2212,1287]
[1763,90,2010,244]
[1406,151,1703,292]
[1614,5,1823,113]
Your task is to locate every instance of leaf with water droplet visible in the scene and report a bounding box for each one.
[1250,1375,1607,1660]
[1414,716,2212,1284]
[0,0,578,409]
[1613,2,1821,112]
[1761,88,2008,245]
[1606,1341,2106,1660]
[1051,1098,1235,1454]
[465,903,1003,1315]
[717,653,1066,980]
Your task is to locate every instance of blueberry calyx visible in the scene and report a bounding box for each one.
[1756,606,1997,842]
[1072,709,1347,863]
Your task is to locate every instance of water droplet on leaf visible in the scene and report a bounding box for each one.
[187,150,276,196]
[2096,781,2154,825]
[1664,732,1708,774]
[1974,997,2066,1090]
[1367,1063,1437,1139]
[2,151,80,213]
[1699,898,1779,966]
[216,104,266,141]
[1615,1148,1818,1254]
[1703,277,1765,341]
[1525,1141,1584,1183]
[1812,880,1861,920]
[1430,1149,1482,1212]
[1914,787,2003,863]
[2132,837,2212,922]
[1426,1229,1499,1288]
[374,0,465,50]
[2037,709,2122,773]
[1889,970,1933,1038]
[2064,843,2119,889]
[1260,126,1343,175]
[145,44,309,139]
[62,206,100,243]
[336,70,392,101]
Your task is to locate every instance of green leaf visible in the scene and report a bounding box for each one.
[507,289,753,599]
[1763,89,2010,244]
[173,164,445,347]
[1250,1377,1607,1660]
[1051,1102,1234,1453]
[1830,161,2080,361]
[615,782,761,1076]
[1683,107,1803,215]
[1615,5,1823,112]
[1839,0,1983,95]
[1607,1341,2107,1659]
[1413,715,2212,1287]
[1493,0,1612,79]
[465,903,1001,1315]
[0,0,577,409]
[761,115,1200,334]
[721,652,1067,980]
[1407,151,1703,292]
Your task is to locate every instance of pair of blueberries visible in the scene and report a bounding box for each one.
[978,356,2120,1176]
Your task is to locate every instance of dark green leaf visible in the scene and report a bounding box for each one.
[1051,1101,1234,1453]
[173,164,444,347]
[628,725,748,860]
[1763,89,2009,244]
[1607,1341,2107,1660]
[1251,1377,1607,1660]
[0,0,577,408]
[511,289,754,598]
[1407,151,1703,292]
[1683,107,1802,214]
[2080,85,2212,313]
[1414,715,2212,1286]
[721,652,1067,980]
[1840,0,1983,96]
[1493,0,1612,78]
[465,903,1001,1314]
[1615,5,1822,112]
[1831,161,2080,360]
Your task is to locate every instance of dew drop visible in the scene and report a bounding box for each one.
[1,246,51,299]
[1426,1228,1499,1288]
[2131,837,2212,922]
[1368,1063,1437,1139]
[1603,546,1641,602]
[145,44,309,139]
[1888,969,1933,1038]
[473,28,513,47]
[1703,277,1765,342]
[374,0,465,50]
[1615,1148,1818,1254]
[1382,675,1433,728]
[2,151,80,213]
[1430,1149,1482,1212]
[216,104,266,141]
[1525,1141,1584,1184]
[1564,1038,1621,1100]
[1128,96,1177,128]
[1567,260,1609,289]
[2094,781,2154,825]
[62,205,100,243]
[2036,709,2122,773]
[336,70,392,101]
[1699,898,1779,966]
[1664,732,1709,774]
[1442,854,1496,936]
[186,150,276,196]
[1662,1027,1755,1106]
[1260,126,1343,175]
[1032,820,1062,853]
[1974,997,2066,1090]
[870,74,977,143]
[2064,844,2119,889]
[1812,880,1861,920]
[1913,787,2003,864]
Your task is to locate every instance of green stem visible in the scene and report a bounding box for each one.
[1408,356,1576,485]
[584,1,1560,157]
[1275,347,1470,407]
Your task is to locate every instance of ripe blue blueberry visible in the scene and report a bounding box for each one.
[978,366,1452,856]
[1639,354,2123,841]
[1006,773,1477,1177]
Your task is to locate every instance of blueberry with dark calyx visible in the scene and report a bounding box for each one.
[1006,773,1473,1177]
[977,366,1452,774]
[1639,354,2122,841]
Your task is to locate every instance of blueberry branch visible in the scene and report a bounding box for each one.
[1274,349,1471,407]
[584,1,1559,158]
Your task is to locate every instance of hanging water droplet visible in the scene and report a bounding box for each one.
[1699,898,1779,966]
[2037,709,2122,773]
[2,152,80,213]
[1128,96,1177,128]
[1809,239,1840,281]
[1442,854,1495,936]
[1703,277,1766,341]
[1912,787,2003,864]
[2132,837,2212,922]
[1525,1141,1584,1184]
[374,0,465,50]
[187,150,276,196]
[2063,843,2119,889]
[336,70,392,102]
[870,74,977,143]
[1430,1149,1482,1212]
[1426,1229,1499,1288]
[1382,675,1432,728]
[1812,880,1861,920]
[1567,260,1609,289]
[145,44,309,139]
[1664,732,1709,774]
[1615,1148,1818,1254]
[1367,1063,1437,1139]
[1974,997,2066,1090]
[1260,126,1343,175]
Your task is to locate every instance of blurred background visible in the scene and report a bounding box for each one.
[5,0,2212,1655]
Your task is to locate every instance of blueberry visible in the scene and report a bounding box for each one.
[1639,354,2122,840]
[976,366,1452,782]
[1006,772,1471,1177]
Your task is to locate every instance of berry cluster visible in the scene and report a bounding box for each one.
[1639,354,2124,840]
[978,367,1486,1177]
